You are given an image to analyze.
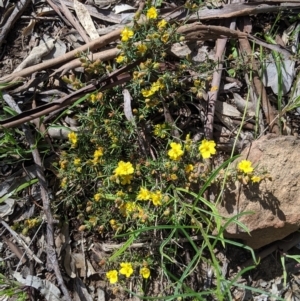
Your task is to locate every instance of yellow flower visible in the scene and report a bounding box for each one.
[116,54,126,63]
[106,270,118,284]
[60,160,68,169]
[137,187,151,201]
[157,19,167,29]
[140,267,150,279]
[94,147,104,159]
[153,123,166,138]
[110,219,116,226]
[238,160,254,174]
[141,88,155,98]
[137,44,147,55]
[151,79,164,91]
[120,174,133,185]
[170,173,178,180]
[89,216,98,226]
[120,201,140,216]
[68,132,78,145]
[89,93,97,103]
[168,142,184,161]
[210,85,218,92]
[94,193,101,202]
[74,158,81,166]
[146,6,158,19]
[25,218,40,229]
[119,262,133,278]
[199,139,216,159]
[251,175,261,183]
[161,33,169,43]
[185,133,193,152]
[116,190,125,197]
[114,161,134,176]
[185,164,194,173]
[61,177,67,188]
[121,27,134,42]
[151,191,162,206]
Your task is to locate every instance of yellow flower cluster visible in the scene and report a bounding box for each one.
[114,161,134,185]
[116,54,126,64]
[136,187,163,206]
[119,201,140,217]
[185,164,194,174]
[141,78,165,98]
[60,160,68,170]
[89,92,103,103]
[68,132,78,147]
[153,123,167,138]
[24,218,40,229]
[92,147,104,165]
[106,262,150,284]
[237,160,261,183]
[73,157,82,173]
[168,142,184,161]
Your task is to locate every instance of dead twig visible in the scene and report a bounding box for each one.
[187,2,300,21]
[238,17,279,134]
[59,1,90,44]
[1,236,28,264]
[0,218,42,264]
[0,60,140,128]
[0,0,32,49]
[51,47,119,77]
[46,0,71,26]
[0,28,122,84]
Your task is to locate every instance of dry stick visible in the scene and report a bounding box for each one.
[204,21,233,140]
[0,218,41,264]
[51,47,119,76]
[1,24,249,85]
[60,1,90,44]
[0,23,283,85]
[46,0,72,26]
[0,60,139,128]
[238,17,279,134]
[0,0,32,49]
[2,93,72,301]
[0,28,122,83]
[187,2,300,21]
[1,236,27,264]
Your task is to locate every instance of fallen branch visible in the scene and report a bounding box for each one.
[0,22,291,86]
[0,28,122,84]
[187,2,300,21]
[0,60,140,128]
[204,24,230,140]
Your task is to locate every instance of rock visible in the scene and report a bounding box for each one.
[217,134,300,249]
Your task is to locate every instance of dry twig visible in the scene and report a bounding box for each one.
[238,17,279,134]
[0,0,31,49]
